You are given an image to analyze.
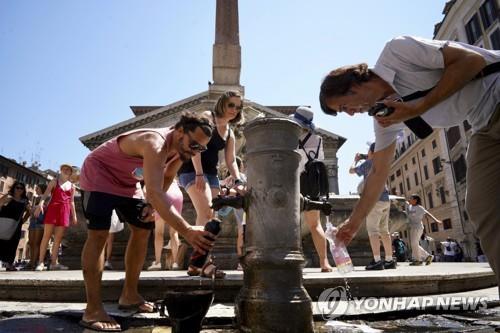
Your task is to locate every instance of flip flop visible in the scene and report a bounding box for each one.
[187,265,201,276]
[321,267,333,273]
[79,319,122,332]
[118,300,157,313]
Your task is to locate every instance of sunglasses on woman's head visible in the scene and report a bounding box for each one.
[227,102,243,111]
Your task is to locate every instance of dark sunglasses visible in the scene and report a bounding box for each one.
[227,102,243,111]
[319,93,337,116]
[15,186,25,190]
[186,132,207,153]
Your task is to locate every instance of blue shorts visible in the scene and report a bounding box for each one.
[28,216,45,230]
[178,172,220,190]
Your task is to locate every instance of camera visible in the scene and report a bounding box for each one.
[368,102,394,117]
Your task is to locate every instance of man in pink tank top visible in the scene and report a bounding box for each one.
[79,111,215,332]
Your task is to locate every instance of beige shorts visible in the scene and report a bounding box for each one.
[365,200,390,236]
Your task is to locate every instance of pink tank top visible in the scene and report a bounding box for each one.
[80,127,176,198]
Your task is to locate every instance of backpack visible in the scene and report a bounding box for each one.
[395,239,406,256]
[299,132,330,200]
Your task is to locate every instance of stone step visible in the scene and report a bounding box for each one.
[0,263,496,303]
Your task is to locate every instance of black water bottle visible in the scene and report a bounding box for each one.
[189,218,221,268]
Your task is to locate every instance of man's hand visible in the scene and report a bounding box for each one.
[184,226,215,254]
[195,175,206,192]
[138,203,155,223]
[336,218,363,245]
[375,99,422,128]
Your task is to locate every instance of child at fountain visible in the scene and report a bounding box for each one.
[147,179,183,271]
[291,106,333,272]
[35,164,78,271]
[350,143,395,270]
[406,194,442,265]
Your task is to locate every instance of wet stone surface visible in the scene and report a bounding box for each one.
[1,307,500,332]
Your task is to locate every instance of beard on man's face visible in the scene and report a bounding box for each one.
[177,138,195,162]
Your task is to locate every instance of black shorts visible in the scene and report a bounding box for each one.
[81,191,155,231]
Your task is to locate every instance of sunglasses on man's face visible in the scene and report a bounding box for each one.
[186,132,207,153]
[227,102,243,111]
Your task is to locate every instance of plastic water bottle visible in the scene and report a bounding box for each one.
[325,219,354,274]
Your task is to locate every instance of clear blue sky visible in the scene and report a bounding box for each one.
[0,0,447,194]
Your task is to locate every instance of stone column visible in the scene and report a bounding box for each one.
[236,118,314,333]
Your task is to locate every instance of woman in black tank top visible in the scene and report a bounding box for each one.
[178,91,246,276]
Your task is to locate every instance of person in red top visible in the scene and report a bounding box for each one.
[34,164,77,271]
[77,111,215,332]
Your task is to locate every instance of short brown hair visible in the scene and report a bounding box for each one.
[214,91,244,125]
[319,63,372,115]
[175,111,214,137]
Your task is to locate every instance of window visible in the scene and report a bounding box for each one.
[432,157,442,175]
[390,174,395,182]
[466,14,482,44]
[443,218,452,230]
[439,186,446,204]
[406,177,411,190]
[0,164,8,177]
[0,180,4,193]
[427,191,434,209]
[396,170,401,177]
[421,149,426,157]
[463,210,469,221]
[432,140,437,149]
[407,136,412,147]
[424,165,429,180]
[446,126,461,149]
[399,183,404,195]
[412,157,416,165]
[453,155,467,183]
[404,230,408,238]
[490,27,500,50]
[430,222,439,232]
[480,0,498,30]
[414,172,419,186]
[463,120,472,131]
[404,164,408,171]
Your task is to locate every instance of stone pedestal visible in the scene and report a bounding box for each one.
[236,118,314,333]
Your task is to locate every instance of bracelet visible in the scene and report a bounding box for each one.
[196,174,204,177]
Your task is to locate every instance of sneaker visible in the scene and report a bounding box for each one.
[384,259,397,269]
[50,263,68,270]
[236,263,243,271]
[425,255,434,265]
[409,260,423,266]
[171,263,180,270]
[35,263,46,271]
[104,260,114,270]
[147,262,162,271]
[365,260,385,270]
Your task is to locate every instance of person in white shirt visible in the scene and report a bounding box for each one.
[291,107,333,272]
[320,36,500,294]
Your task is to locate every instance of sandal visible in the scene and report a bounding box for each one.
[200,262,226,279]
[187,265,202,276]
